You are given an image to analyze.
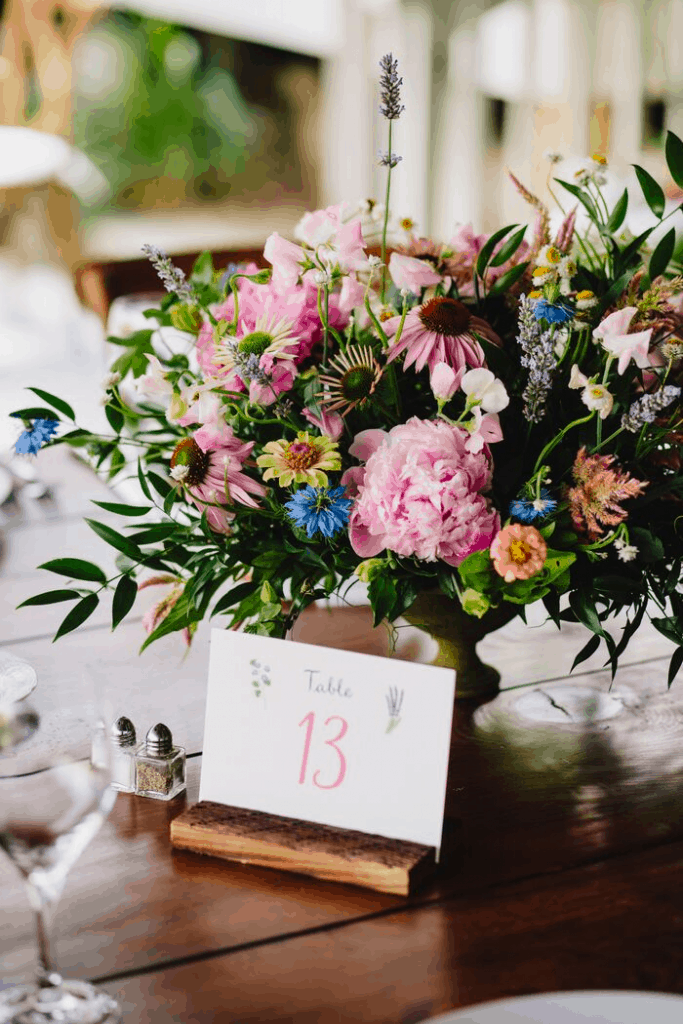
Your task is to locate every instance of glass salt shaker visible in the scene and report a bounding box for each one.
[135,723,186,801]
[110,716,137,793]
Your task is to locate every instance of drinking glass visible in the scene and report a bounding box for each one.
[0,678,122,1023]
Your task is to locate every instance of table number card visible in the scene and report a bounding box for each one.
[199,629,456,850]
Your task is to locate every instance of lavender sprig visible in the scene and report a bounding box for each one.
[621,386,681,432]
[516,295,556,424]
[232,350,270,388]
[378,53,404,303]
[142,244,196,302]
[379,151,402,169]
[378,53,405,120]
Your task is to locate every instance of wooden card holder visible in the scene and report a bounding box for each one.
[170,801,436,896]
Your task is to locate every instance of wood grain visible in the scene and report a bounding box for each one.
[0,759,399,984]
[100,836,683,1023]
[171,801,435,896]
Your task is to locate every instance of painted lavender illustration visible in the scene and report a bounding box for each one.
[386,686,404,733]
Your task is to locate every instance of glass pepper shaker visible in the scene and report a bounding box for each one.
[135,723,186,801]
[110,716,137,793]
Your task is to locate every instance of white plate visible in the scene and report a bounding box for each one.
[430,991,683,1023]
[0,651,38,703]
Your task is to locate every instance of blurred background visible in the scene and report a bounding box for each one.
[1,0,683,455]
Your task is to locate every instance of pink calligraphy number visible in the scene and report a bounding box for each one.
[298,712,315,785]
[297,713,348,789]
[313,715,348,789]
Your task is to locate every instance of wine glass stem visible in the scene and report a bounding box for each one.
[27,880,62,987]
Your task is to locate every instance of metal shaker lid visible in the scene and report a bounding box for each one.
[145,722,173,757]
[111,716,136,748]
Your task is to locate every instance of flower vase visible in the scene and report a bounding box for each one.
[402,592,516,700]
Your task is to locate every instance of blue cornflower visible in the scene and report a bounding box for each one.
[509,489,558,523]
[13,418,59,456]
[285,485,353,539]
[533,299,573,325]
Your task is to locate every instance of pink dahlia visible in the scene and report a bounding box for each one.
[343,418,499,567]
[170,425,267,534]
[384,297,498,374]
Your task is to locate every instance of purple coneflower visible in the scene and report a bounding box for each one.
[384,297,497,374]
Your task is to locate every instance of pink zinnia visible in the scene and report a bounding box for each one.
[384,297,498,374]
[170,425,267,534]
[490,524,547,583]
[343,417,499,567]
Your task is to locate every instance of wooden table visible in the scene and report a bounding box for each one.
[2,446,683,1023]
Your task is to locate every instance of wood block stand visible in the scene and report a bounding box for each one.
[170,801,435,896]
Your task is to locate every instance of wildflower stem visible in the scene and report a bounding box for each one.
[391,294,409,349]
[317,285,330,367]
[533,411,595,475]
[364,289,389,346]
[590,424,624,454]
[230,276,240,332]
[380,120,393,304]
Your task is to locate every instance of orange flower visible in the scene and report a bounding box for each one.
[491,524,547,583]
[567,447,647,540]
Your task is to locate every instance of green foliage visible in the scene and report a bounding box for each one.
[38,558,107,584]
[13,140,683,686]
[606,189,628,233]
[633,165,665,218]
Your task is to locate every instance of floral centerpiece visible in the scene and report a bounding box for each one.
[13,56,683,699]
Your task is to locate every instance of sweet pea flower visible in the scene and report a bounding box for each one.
[301,406,344,441]
[294,204,369,272]
[135,355,173,399]
[323,219,369,272]
[295,204,345,247]
[460,368,510,413]
[263,232,307,291]
[429,362,461,402]
[337,274,366,318]
[592,307,652,374]
[568,365,614,419]
[464,409,503,454]
[388,252,442,294]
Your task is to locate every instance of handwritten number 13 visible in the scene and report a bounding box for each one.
[298,712,348,789]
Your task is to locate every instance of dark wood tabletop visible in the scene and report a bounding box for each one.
[2,446,683,1023]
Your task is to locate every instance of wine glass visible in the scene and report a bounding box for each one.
[0,675,122,1023]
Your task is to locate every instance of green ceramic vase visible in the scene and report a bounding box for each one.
[402,592,516,700]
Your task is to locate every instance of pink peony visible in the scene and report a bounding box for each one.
[344,417,499,566]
